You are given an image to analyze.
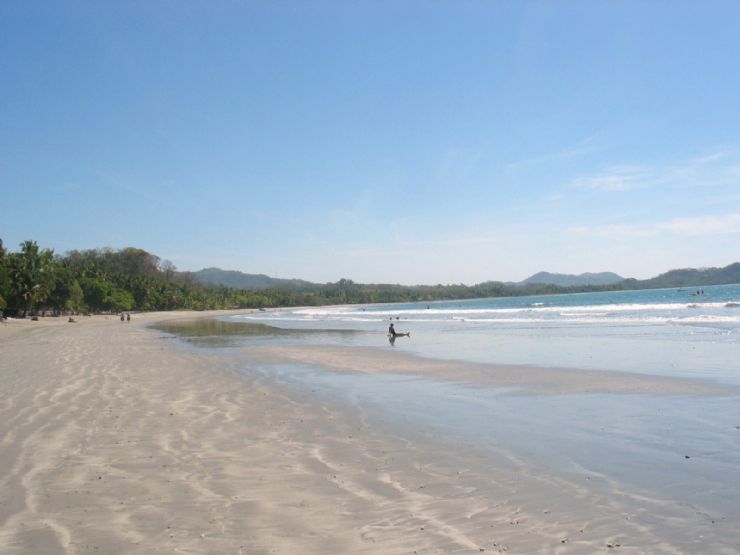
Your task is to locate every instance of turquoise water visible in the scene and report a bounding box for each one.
[238,283,740,327]
[232,283,740,384]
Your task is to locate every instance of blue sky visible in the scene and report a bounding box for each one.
[2,1,739,284]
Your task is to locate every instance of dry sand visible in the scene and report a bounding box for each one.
[0,313,735,554]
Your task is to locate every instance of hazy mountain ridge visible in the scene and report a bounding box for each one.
[624,262,740,289]
[519,271,625,287]
[191,263,740,290]
[190,267,315,290]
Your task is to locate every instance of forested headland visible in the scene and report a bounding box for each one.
[1,239,738,316]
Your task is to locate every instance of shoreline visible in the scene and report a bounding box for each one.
[153,311,740,395]
[2,311,739,553]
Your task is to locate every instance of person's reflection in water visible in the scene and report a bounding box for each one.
[388,322,410,346]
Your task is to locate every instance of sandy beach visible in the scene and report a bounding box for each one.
[2,312,739,554]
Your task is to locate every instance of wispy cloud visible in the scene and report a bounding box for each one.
[570,165,653,192]
[507,134,606,170]
[689,151,726,165]
[659,213,740,236]
[567,212,740,239]
[567,147,740,194]
[333,233,505,260]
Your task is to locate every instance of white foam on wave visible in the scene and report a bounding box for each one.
[449,315,740,326]
[234,311,740,327]
[453,316,669,325]
[301,301,739,317]
[232,295,740,333]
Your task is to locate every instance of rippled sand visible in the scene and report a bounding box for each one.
[1,312,737,554]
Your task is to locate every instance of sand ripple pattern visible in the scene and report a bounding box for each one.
[1,315,736,554]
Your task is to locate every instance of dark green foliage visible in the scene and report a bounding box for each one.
[0,243,10,310]
[66,280,86,312]
[79,278,135,312]
[0,238,738,314]
[6,241,56,314]
[0,239,9,309]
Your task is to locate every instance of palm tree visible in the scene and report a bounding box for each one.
[8,241,56,315]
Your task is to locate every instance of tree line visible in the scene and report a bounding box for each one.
[0,239,594,315]
[0,240,291,315]
[1,239,737,317]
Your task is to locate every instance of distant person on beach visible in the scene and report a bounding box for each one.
[121,313,125,322]
[126,313,131,322]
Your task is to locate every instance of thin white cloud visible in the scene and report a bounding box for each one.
[567,147,740,194]
[334,234,505,260]
[543,193,566,203]
[705,190,740,205]
[508,138,605,171]
[659,213,740,236]
[689,151,726,164]
[567,212,740,239]
[570,165,653,192]
[566,222,654,240]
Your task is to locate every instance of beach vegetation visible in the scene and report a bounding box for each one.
[0,240,9,309]
[65,280,86,313]
[79,277,135,313]
[5,241,56,315]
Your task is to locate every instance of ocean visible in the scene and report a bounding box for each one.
[231,283,740,384]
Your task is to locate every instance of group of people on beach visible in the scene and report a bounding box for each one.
[120,313,131,322]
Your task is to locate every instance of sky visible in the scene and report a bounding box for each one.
[2,1,739,285]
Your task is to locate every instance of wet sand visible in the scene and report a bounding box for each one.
[243,343,736,396]
[1,313,738,554]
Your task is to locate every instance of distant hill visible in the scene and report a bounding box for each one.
[191,267,315,290]
[519,271,625,287]
[626,262,740,289]
[190,263,740,293]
